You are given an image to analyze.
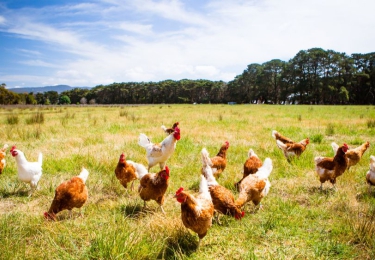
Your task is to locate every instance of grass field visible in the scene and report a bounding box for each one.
[0,104,375,260]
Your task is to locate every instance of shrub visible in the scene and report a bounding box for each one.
[6,114,19,125]
[326,123,335,136]
[25,111,44,124]
[367,119,375,128]
[310,133,324,143]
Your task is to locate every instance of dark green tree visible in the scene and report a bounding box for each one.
[59,95,71,104]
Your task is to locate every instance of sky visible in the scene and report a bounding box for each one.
[1,0,375,89]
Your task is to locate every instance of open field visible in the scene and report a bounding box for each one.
[0,104,375,260]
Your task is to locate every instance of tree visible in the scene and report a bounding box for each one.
[45,91,59,104]
[80,97,87,104]
[25,92,37,105]
[0,85,21,104]
[59,95,71,104]
[35,93,45,104]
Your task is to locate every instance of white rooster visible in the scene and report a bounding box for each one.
[10,146,43,196]
[138,126,180,171]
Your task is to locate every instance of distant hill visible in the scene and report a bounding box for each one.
[7,85,92,94]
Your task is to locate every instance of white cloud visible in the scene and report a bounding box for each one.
[18,49,42,56]
[20,59,58,68]
[118,22,153,35]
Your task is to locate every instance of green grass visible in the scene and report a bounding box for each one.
[0,104,374,259]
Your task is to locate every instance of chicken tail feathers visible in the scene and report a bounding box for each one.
[138,133,151,148]
[201,148,218,186]
[78,167,89,183]
[204,167,218,186]
[255,158,273,179]
[331,142,339,155]
[1,144,8,152]
[199,174,211,200]
[276,140,287,150]
[201,148,213,167]
[135,163,148,180]
[271,130,278,140]
[248,148,258,159]
[38,152,43,166]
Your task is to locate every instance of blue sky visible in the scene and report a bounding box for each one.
[1,0,374,88]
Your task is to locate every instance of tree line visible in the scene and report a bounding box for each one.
[1,48,375,105]
[228,48,375,105]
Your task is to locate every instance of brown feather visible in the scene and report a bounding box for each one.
[138,169,169,206]
[179,191,214,240]
[115,159,137,189]
[316,144,348,186]
[274,131,294,144]
[208,185,243,218]
[235,176,267,208]
[46,177,88,220]
[0,152,5,175]
[345,141,370,169]
[210,142,229,178]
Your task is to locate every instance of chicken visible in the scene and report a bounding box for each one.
[235,158,273,211]
[272,130,294,144]
[138,166,170,214]
[174,175,214,249]
[315,143,348,190]
[206,141,229,179]
[10,146,43,196]
[161,122,179,135]
[114,153,148,192]
[201,148,244,222]
[331,141,370,170]
[366,155,375,193]
[138,126,181,171]
[44,167,89,221]
[275,138,309,161]
[235,148,263,190]
[272,130,309,161]
[0,144,9,174]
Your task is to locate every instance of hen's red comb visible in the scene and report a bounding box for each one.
[165,166,169,175]
[175,187,184,195]
[10,145,16,152]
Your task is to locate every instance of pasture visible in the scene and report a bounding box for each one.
[0,104,375,259]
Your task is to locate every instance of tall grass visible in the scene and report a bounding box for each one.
[6,114,19,125]
[367,119,375,128]
[25,111,44,124]
[0,104,374,259]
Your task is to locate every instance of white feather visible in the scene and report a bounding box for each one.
[198,175,212,201]
[276,140,287,150]
[254,158,273,180]
[78,167,89,183]
[138,133,151,148]
[248,148,258,159]
[127,160,148,179]
[331,142,339,155]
